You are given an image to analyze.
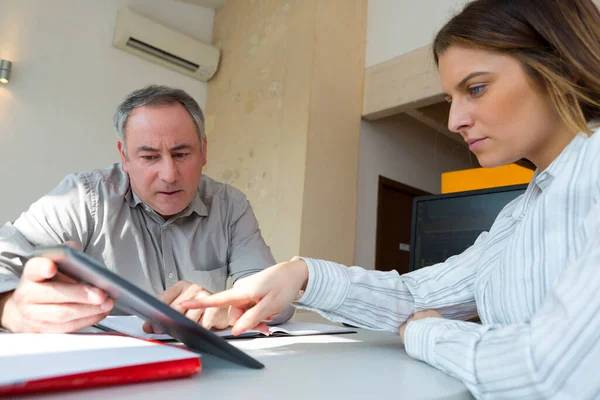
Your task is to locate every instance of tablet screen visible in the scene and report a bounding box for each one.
[30,245,264,369]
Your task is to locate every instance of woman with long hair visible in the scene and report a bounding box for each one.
[182,0,600,398]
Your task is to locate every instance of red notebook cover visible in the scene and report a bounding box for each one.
[0,334,202,397]
[0,357,201,397]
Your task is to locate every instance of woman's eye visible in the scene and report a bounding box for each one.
[469,85,486,96]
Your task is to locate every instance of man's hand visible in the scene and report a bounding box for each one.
[142,280,229,333]
[399,310,443,344]
[0,249,114,333]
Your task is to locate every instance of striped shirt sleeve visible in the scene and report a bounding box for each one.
[404,202,600,399]
[296,230,490,333]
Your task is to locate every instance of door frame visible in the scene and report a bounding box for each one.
[375,176,431,271]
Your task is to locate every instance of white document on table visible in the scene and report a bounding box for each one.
[98,315,356,341]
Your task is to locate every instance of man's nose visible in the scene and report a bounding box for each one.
[159,157,178,183]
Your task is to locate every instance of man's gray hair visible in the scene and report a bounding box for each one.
[113,85,205,156]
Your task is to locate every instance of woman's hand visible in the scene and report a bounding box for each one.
[143,280,229,333]
[399,310,443,344]
[180,259,309,336]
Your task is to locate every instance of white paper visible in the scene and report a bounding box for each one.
[98,315,356,341]
[0,333,198,386]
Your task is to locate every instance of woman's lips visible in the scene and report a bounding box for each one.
[468,137,488,151]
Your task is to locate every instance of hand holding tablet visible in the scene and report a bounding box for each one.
[1,244,114,334]
[27,245,264,369]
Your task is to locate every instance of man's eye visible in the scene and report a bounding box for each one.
[174,153,189,159]
[141,155,157,161]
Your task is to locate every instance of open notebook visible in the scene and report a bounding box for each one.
[98,315,356,341]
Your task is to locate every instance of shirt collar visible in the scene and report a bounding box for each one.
[511,132,588,220]
[188,191,209,217]
[533,132,587,191]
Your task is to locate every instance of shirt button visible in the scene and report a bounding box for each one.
[168,273,174,279]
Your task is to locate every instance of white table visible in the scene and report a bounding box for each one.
[22,312,473,400]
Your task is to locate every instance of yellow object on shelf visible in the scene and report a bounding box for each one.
[442,164,534,194]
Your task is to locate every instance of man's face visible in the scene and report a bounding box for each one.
[118,103,206,220]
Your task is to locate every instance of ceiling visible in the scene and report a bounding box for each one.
[176,0,230,8]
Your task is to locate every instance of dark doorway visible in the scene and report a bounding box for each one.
[375,176,431,275]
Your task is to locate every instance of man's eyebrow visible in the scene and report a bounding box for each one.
[169,144,192,152]
[135,144,193,153]
[136,145,159,153]
[442,71,491,97]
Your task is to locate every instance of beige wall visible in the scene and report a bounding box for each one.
[365,0,470,67]
[354,116,474,269]
[299,1,365,264]
[205,1,366,264]
[0,0,214,224]
[366,0,600,67]
[356,0,474,269]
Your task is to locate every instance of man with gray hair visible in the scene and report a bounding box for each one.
[0,85,293,333]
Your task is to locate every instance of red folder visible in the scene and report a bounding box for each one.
[0,333,201,397]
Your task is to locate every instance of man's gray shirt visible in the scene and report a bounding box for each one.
[0,163,276,297]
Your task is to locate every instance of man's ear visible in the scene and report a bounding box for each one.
[201,135,208,167]
[117,141,129,174]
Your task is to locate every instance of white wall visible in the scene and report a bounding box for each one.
[0,0,214,223]
[354,116,475,270]
[355,0,477,269]
[365,0,470,67]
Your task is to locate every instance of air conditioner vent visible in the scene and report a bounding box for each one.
[113,6,220,82]
[126,38,200,72]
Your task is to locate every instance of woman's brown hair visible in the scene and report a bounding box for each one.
[433,0,600,136]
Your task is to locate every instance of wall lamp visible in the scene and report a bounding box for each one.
[0,60,12,84]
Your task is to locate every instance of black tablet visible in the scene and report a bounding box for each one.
[30,245,264,369]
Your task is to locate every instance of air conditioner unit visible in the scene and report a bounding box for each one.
[112,6,220,82]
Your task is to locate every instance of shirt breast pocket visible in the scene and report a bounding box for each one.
[187,265,228,294]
